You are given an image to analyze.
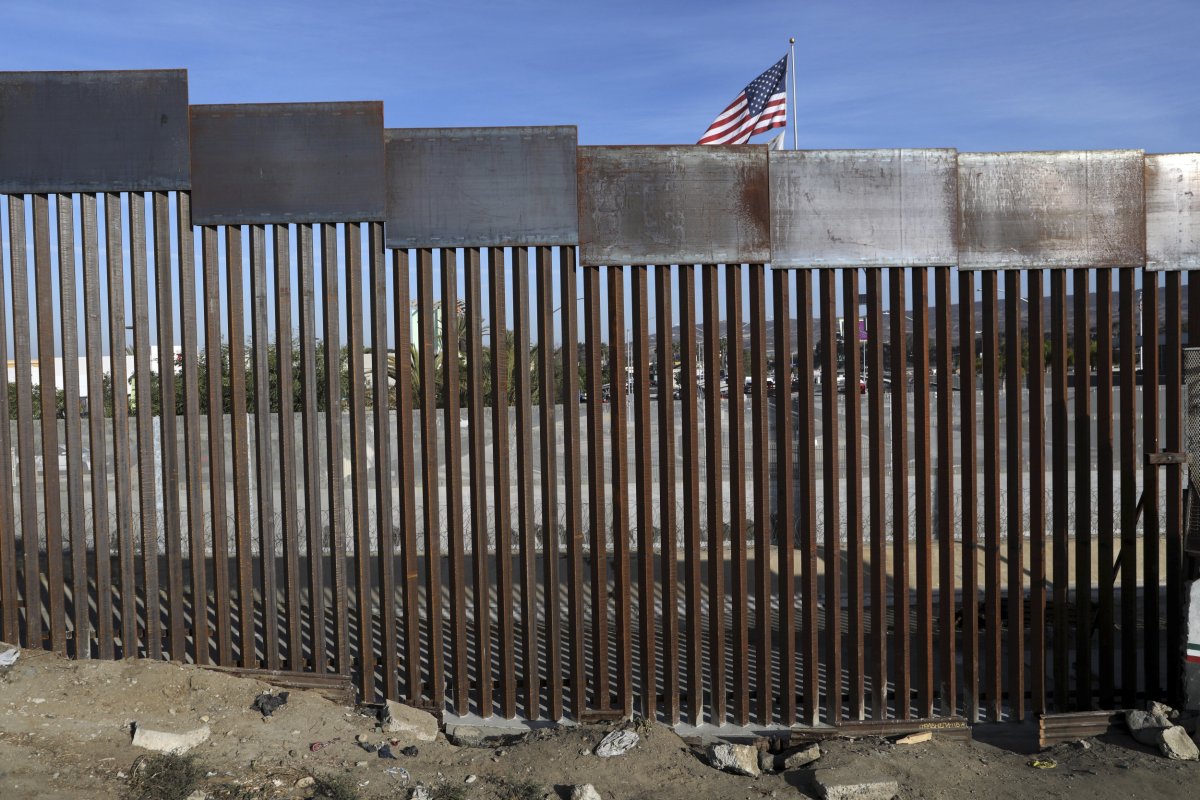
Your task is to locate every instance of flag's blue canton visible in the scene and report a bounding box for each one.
[744,56,788,116]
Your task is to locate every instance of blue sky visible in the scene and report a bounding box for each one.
[4,0,1198,151]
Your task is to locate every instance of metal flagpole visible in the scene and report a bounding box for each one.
[789,37,798,150]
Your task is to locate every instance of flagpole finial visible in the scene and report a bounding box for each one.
[789,37,795,44]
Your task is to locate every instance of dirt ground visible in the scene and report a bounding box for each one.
[1,643,1198,800]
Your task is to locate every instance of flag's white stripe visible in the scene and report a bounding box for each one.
[699,96,749,141]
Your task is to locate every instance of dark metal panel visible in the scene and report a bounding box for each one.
[190,102,385,225]
[577,146,770,266]
[770,149,958,267]
[1146,154,1200,270]
[384,126,578,249]
[0,70,189,192]
[958,151,1146,269]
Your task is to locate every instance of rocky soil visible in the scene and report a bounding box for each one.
[2,643,1199,799]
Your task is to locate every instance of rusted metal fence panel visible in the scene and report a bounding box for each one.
[576,145,770,266]
[2,99,1193,737]
[384,127,578,248]
[769,149,958,267]
[958,150,1145,269]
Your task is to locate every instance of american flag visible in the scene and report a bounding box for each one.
[698,55,789,145]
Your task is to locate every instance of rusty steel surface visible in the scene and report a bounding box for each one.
[1146,154,1200,270]
[769,149,958,267]
[576,145,770,266]
[0,70,189,192]
[384,126,578,249]
[958,150,1145,269]
[190,102,385,225]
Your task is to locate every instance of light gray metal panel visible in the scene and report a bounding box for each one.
[958,150,1145,269]
[0,70,189,192]
[577,145,770,266]
[384,126,578,249]
[1146,153,1200,271]
[769,149,958,267]
[190,102,385,225]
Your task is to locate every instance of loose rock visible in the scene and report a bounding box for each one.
[812,768,899,800]
[1126,709,1174,746]
[409,786,432,800]
[383,700,439,742]
[781,743,822,770]
[1156,725,1200,761]
[758,749,777,774]
[295,776,316,789]
[571,785,603,800]
[594,730,639,758]
[131,723,212,755]
[706,743,761,777]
